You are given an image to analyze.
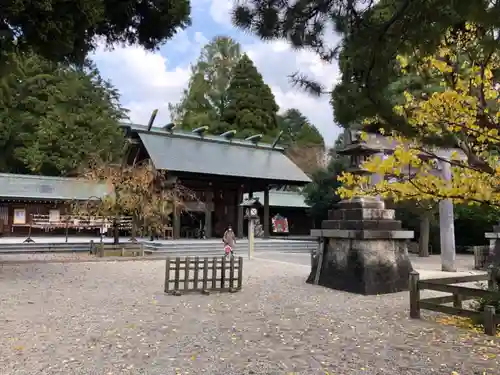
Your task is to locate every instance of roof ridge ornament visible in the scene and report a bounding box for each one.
[163,123,176,132]
[220,130,236,139]
[146,109,158,131]
[271,130,283,148]
[245,134,263,144]
[192,126,209,136]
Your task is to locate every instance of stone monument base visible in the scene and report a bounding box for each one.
[307,197,414,295]
[307,233,414,295]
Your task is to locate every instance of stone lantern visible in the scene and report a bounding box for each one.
[307,129,414,295]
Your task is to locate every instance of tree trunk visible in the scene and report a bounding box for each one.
[130,215,138,242]
[113,218,119,245]
[419,213,430,257]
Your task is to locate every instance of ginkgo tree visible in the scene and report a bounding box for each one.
[74,159,195,244]
[338,23,500,208]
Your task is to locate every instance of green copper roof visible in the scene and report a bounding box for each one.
[124,123,311,184]
[243,190,310,208]
[0,173,111,201]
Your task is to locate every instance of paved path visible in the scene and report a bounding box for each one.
[0,259,498,375]
[255,252,483,277]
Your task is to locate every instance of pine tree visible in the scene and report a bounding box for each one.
[223,54,279,140]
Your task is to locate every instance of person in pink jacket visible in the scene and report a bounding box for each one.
[222,225,236,258]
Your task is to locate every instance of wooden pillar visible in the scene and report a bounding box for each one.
[237,185,244,238]
[173,205,181,239]
[205,189,213,238]
[263,187,270,238]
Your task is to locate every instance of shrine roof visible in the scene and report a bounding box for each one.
[243,190,310,208]
[123,123,311,184]
[0,173,110,201]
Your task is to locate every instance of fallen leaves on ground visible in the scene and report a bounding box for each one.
[435,315,500,338]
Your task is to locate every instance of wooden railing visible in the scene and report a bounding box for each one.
[164,256,243,296]
[15,214,134,243]
[409,269,500,336]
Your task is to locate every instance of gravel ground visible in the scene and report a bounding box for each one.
[0,259,499,375]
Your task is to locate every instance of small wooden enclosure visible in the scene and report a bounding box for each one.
[91,241,145,257]
[409,270,499,336]
[164,256,243,295]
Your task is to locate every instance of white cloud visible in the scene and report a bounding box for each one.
[91,43,191,126]
[209,0,233,26]
[90,1,342,145]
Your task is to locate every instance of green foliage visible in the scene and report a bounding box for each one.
[454,205,500,247]
[232,0,500,135]
[0,52,126,176]
[278,108,324,147]
[0,0,191,65]
[223,54,280,140]
[473,294,500,325]
[168,36,241,134]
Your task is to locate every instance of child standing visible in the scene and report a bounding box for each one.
[222,225,236,258]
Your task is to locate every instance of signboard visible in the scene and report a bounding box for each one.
[49,209,60,223]
[13,209,26,225]
[245,207,259,219]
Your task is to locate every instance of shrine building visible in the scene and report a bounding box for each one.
[0,173,110,237]
[122,123,311,239]
[241,190,311,236]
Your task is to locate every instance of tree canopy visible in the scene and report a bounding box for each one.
[278,108,324,147]
[168,36,242,133]
[338,24,500,207]
[0,52,127,176]
[223,54,280,140]
[277,108,325,174]
[303,133,348,222]
[169,37,323,146]
[75,160,195,243]
[232,0,500,131]
[1,0,191,65]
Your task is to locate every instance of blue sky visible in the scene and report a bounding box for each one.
[91,0,341,145]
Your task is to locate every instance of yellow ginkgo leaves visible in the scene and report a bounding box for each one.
[338,23,500,206]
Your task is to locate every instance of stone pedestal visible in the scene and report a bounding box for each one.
[484,226,500,267]
[307,197,414,295]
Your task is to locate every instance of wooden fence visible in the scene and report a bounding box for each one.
[409,268,499,335]
[164,256,243,295]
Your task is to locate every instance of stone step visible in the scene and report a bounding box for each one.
[0,241,317,254]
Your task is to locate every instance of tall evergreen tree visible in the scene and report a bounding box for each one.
[168,36,242,133]
[223,54,279,140]
[278,108,324,147]
[277,108,325,174]
[0,52,126,176]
